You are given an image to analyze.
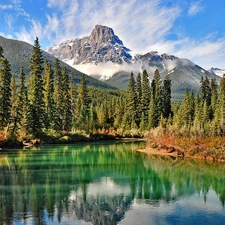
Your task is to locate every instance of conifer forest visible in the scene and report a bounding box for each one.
[0,38,225,146]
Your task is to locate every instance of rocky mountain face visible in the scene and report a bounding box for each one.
[46,25,132,65]
[46,25,221,99]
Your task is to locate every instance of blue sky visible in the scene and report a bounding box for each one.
[0,0,225,69]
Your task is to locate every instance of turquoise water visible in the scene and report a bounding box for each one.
[0,141,225,225]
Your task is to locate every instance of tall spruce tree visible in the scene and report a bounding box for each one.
[140,69,150,128]
[0,57,12,129]
[61,67,72,131]
[8,75,18,134]
[163,77,172,118]
[17,67,28,133]
[126,72,137,128]
[28,37,44,135]
[53,58,63,130]
[148,69,162,128]
[136,73,142,126]
[214,75,225,134]
[69,72,77,131]
[76,74,90,131]
[43,61,55,129]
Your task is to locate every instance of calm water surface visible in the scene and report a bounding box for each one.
[0,141,225,225]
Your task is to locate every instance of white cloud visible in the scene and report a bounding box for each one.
[0,5,13,10]
[4,0,225,69]
[41,0,181,51]
[0,32,13,39]
[4,13,14,29]
[188,1,204,16]
[161,37,225,69]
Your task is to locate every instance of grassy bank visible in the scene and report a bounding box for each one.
[0,129,145,149]
[144,127,225,162]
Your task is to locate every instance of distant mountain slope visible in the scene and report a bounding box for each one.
[209,68,225,77]
[0,35,117,90]
[46,25,221,99]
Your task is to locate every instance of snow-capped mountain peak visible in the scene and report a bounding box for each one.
[46,25,132,67]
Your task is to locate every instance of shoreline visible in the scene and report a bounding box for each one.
[137,148,177,157]
[137,147,225,163]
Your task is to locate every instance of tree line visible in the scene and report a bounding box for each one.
[0,37,224,140]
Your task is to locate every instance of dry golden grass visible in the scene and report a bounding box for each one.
[147,128,225,161]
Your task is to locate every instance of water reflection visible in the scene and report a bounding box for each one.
[0,141,225,225]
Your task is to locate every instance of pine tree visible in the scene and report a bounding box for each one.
[0,58,12,129]
[136,73,142,126]
[182,87,192,126]
[17,67,28,133]
[75,74,90,132]
[0,46,4,61]
[61,67,72,131]
[200,76,211,107]
[193,93,202,130]
[210,78,217,118]
[214,75,225,135]
[148,69,163,128]
[28,37,45,136]
[79,74,89,107]
[9,75,18,134]
[69,72,77,131]
[163,77,172,118]
[140,69,150,128]
[53,58,63,130]
[126,72,137,128]
[43,61,55,129]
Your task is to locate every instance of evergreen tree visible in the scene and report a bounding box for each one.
[8,75,18,134]
[76,74,90,131]
[0,46,4,65]
[210,78,217,117]
[53,58,64,130]
[61,67,72,131]
[17,67,28,133]
[69,72,77,131]
[140,69,150,128]
[136,73,142,126]
[0,58,12,129]
[43,61,55,129]
[126,72,137,128]
[28,37,45,135]
[79,74,89,107]
[200,76,211,107]
[214,75,225,135]
[148,69,163,128]
[163,77,172,118]
[193,93,202,130]
[182,87,192,126]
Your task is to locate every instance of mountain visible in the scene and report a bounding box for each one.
[46,25,221,99]
[46,25,132,65]
[208,68,225,77]
[0,35,117,90]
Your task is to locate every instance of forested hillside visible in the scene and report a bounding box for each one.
[0,38,225,146]
[0,35,116,90]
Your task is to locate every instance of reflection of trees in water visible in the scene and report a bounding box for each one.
[70,195,132,225]
[0,141,225,224]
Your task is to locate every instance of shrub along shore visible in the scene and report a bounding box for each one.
[138,127,225,162]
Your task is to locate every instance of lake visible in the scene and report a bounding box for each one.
[0,141,225,225]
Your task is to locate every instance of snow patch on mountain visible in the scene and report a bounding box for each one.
[209,68,225,77]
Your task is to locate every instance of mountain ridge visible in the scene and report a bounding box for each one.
[46,25,221,98]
